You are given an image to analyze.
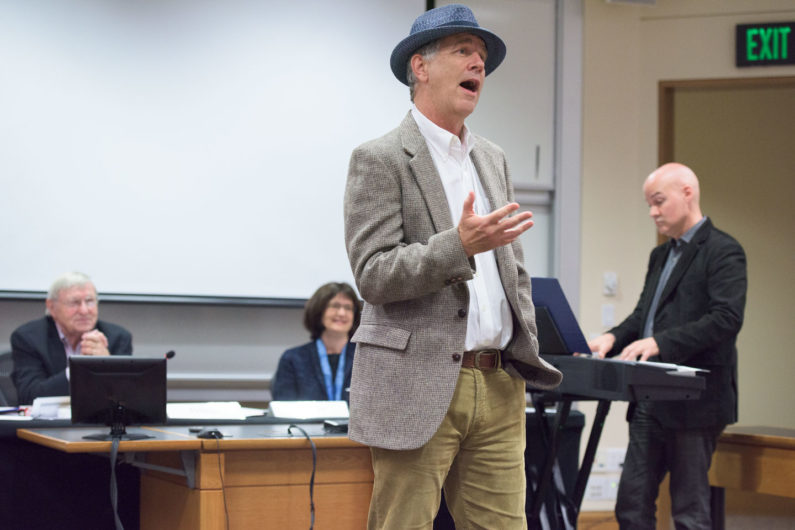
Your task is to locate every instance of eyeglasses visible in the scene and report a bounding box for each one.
[327,302,354,313]
[58,297,98,310]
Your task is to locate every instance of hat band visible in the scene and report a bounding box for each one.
[422,20,480,31]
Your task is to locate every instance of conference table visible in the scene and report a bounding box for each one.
[708,425,795,527]
[15,422,372,530]
[4,408,585,530]
[709,425,795,497]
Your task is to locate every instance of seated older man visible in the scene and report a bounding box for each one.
[11,271,132,405]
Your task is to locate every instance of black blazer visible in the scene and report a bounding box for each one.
[271,341,355,403]
[11,316,133,405]
[608,219,747,429]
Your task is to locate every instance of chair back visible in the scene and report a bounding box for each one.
[0,351,17,407]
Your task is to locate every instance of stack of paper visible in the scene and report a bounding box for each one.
[267,400,349,420]
[167,401,264,420]
[30,396,71,419]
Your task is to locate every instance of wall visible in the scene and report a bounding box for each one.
[579,0,795,512]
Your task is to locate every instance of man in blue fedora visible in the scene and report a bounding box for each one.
[344,4,561,528]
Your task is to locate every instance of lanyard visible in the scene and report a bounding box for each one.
[315,339,347,401]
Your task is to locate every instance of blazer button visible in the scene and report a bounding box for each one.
[458,308,467,318]
[452,353,461,362]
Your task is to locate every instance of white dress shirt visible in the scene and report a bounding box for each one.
[411,105,513,351]
[54,321,80,380]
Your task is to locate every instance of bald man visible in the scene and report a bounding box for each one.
[588,163,747,529]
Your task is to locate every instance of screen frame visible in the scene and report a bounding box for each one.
[69,356,167,440]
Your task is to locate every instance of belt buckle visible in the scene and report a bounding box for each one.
[475,349,497,369]
[473,350,484,369]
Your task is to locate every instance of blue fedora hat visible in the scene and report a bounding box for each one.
[390,4,506,86]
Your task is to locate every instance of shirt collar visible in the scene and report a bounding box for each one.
[53,320,79,354]
[53,320,68,344]
[410,104,475,162]
[675,215,707,247]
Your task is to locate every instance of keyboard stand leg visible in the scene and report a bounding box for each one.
[529,396,575,530]
[572,399,611,511]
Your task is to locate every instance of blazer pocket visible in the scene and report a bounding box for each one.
[352,324,411,351]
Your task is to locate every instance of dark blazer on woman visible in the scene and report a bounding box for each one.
[608,219,747,429]
[271,341,355,403]
[11,316,133,405]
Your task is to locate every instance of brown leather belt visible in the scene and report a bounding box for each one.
[461,349,500,370]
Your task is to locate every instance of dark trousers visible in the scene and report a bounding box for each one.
[615,402,723,530]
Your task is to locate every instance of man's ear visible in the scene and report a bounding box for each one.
[410,54,429,83]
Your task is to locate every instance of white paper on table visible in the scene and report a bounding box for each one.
[167,401,263,420]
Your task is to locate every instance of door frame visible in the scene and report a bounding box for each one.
[659,75,795,163]
[656,75,795,244]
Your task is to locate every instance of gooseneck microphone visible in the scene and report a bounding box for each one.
[164,350,176,360]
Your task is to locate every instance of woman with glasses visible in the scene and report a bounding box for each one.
[271,282,361,403]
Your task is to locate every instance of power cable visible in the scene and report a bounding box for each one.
[288,424,317,530]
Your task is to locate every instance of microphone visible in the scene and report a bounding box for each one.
[164,350,176,360]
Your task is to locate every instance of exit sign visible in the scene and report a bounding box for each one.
[736,22,794,67]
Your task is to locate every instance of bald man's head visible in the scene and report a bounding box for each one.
[643,163,703,239]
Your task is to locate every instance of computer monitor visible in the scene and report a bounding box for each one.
[69,356,167,440]
[531,277,590,356]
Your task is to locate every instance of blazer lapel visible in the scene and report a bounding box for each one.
[658,220,711,306]
[470,145,504,212]
[639,247,667,323]
[471,144,512,272]
[43,317,67,374]
[400,113,455,233]
[308,342,327,397]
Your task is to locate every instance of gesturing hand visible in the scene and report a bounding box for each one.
[457,192,533,257]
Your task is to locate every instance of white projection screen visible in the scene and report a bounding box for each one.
[0,0,425,301]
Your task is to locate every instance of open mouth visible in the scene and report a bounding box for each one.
[460,79,479,94]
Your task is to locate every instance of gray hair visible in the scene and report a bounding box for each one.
[47,271,95,302]
[407,39,441,102]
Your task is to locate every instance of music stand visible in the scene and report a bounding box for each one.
[532,277,590,356]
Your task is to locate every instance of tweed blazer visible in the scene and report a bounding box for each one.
[11,316,133,405]
[344,113,561,450]
[608,219,747,429]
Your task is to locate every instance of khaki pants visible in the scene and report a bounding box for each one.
[368,365,528,530]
